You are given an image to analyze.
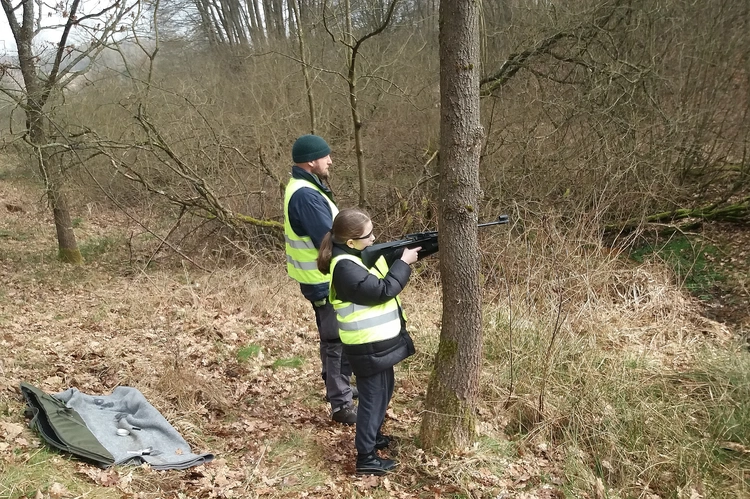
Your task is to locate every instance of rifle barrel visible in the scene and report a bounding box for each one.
[477,215,509,228]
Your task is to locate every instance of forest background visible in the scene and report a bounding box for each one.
[1,0,749,497]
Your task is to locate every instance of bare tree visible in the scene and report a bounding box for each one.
[1,0,138,262]
[478,0,749,231]
[323,0,398,207]
[291,0,316,133]
[419,0,483,450]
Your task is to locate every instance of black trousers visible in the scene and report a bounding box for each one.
[355,366,394,456]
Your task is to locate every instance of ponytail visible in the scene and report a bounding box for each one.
[317,231,334,274]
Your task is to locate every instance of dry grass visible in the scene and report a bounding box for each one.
[1,166,749,498]
[469,211,748,497]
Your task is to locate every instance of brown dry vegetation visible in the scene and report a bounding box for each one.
[2,156,749,498]
[1,1,750,497]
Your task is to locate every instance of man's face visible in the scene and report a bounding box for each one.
[309,155,332,180]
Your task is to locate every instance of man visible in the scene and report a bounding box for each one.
[283,134,357,425]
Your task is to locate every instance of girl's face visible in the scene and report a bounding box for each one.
[347,220,375,251]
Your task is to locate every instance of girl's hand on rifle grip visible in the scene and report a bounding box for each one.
[401,246,422,265]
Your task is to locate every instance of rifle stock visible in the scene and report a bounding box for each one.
[360,215,509,268]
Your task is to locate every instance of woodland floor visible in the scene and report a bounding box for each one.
[690,226,750,330]
[1,168,748,499]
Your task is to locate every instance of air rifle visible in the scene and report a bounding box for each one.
[361,215,510,268]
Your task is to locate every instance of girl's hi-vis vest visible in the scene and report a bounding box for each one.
[329,254,404,345]
[283,178,339,285]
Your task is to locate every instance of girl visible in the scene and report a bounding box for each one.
[317,208,421,475]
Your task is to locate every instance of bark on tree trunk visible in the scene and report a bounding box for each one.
[291,0,317,133]
[350,77,367,208]
[28,108,83,264]
[342,0,368,208]
[419,0,483,451]
[251,0,266,43]
[2,0,131,265]
[50,181,82,264]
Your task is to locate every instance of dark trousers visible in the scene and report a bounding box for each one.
[355,366,394,456]
[313,301,353,409]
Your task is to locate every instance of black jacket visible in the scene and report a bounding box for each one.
[331,245,416,377]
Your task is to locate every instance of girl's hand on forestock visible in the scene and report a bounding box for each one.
[401,246,421,265]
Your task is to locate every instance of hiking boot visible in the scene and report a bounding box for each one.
[356,453,397,475]
[325,386,358,402]
[375,433,391,450]
[331,404,357,425]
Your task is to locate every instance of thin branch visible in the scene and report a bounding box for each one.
[142,205,186,271]
[84,161,211,271]
[538,278,566,416]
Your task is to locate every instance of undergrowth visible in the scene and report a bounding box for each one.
[481,307,750,498]
[630,233,725,301]
[2,173,747,497]
[0,449,120,499]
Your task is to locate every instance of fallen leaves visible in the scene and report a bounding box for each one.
[77,463,121,486]
[47,482,73,498]
[185,459,248,497]
[0,187,572,499]
[354,474,380,489]
[76,465,138,493]
[0,421,25,440]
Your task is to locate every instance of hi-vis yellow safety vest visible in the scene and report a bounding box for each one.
[284,177,339,285]
[329,254,404,345]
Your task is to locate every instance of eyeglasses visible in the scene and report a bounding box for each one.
[352,229,374,240]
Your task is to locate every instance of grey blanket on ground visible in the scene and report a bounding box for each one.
[55,386,214,470]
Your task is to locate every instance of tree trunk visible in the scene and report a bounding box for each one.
[272,0,285,39]
[2,0,138,265]
[291,0,316,133]
[251,0,266,43]
[50,180,82,264]
[341,0,368,207]
[28,107,83,264]
[341,0,399,208]
[419,0,483,451]
[350,71,367,208]
[605,196,750,235]
[194,0,222,46]
[9,0,83,264]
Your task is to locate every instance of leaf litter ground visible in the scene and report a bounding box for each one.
[2,175,747,499]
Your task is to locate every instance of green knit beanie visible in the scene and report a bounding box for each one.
[292,135,331,163]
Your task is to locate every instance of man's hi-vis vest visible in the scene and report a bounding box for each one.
[284,178,339,285]
[329,254,404,345]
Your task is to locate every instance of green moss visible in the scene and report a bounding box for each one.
[79,236,119,260]
[237,344,261,362]
[435,339,458,364]
[420,369,477,450]
[272,356,304,369]
[57,247,83,264]
[630,235,724,300]
[0,228,31,241]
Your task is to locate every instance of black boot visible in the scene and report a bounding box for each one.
[375,433,391,450]
[356,452,397,475]
[331,403,358,425]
